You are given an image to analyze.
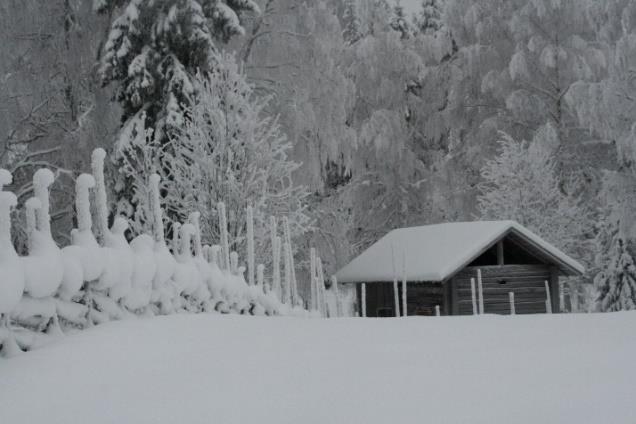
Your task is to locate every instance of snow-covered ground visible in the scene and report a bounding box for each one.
[1,312,635,424]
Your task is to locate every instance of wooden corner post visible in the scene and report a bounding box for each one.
[549,266,560,313]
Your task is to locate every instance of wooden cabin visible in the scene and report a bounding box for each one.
[335,221,584,316]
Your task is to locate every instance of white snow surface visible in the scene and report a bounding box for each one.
[2,312,635,424]
[336,220,585,283]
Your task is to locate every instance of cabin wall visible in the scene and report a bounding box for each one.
[358,282,444,317]
[450,265,553,315]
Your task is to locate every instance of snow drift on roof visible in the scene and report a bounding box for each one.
[335,221,585,283]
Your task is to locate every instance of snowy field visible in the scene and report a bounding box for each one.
[1,312,635,424]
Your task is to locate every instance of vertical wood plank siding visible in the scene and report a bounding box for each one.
[359,282,444,317]
[451,265,551,315]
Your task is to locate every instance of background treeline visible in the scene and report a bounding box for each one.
[1,0,635,311]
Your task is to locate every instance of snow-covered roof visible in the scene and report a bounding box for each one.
[336,221,585,283]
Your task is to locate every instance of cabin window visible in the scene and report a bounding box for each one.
[468,244,498,266]
[503,239,544,265]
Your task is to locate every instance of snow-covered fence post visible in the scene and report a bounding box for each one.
[435,305,440,316]
[257,264,265,291]
[189,212,203,258]
[218,202,230,271]
[230,251,239,275]
[477,269,484,315]
[391,244,399,317]
[559,281,565,312]
[470,277,477,315]
[544,280,553,314]
[76,174,95,235]
[272,236,282,300]
[33,168,54,236]
[509,292,515,315]
[210,245,220,267]
[331,275,342,317]
[282,217,299,306]
[91,148,109,244]
[401,252,407,317]
[25,197,40,253]
[316,257,326,316]
[171,222,181,254]
[246,205,255,286]
[361,283,367,317]
[149,174,164,243]
[310,247,317,311]
[282,241,292,304]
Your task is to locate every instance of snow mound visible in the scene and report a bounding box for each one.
[1,312,636,424]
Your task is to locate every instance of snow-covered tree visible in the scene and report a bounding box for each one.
[130,53,310,266]
[95,0,260,217]
[480,0,607,170]
[390,1,411,39]
[595,233,636,312]
[478,126,593,267]
[342,0,362,45]
[414,0,444,35]
[565,0,636,236]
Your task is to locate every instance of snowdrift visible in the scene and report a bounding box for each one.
[1,312,635,424]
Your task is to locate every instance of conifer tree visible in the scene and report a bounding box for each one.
[595,234,636,312]
[95,0,260,216]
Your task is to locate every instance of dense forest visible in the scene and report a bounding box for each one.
[1,0,635,311]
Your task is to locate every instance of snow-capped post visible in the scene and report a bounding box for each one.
[559,281,565,312]
[317,256,326,316]
[391,244,400,317]
[283,218,299,306]
[0,169,11,191]
[218,202,230,271]
[310,247,317,311]
[361,283,367,317]
[33,168,55,236]
[172,222,181,254]
[331,275,342,317]
[283,241,292,304]
[189,212,203,258]
[257,264,265,291]
[544,280,553,314]
[91,148,109,244]
[76,174,95,234]
[509,292,516,315]
[272,236,282,300]
[435,305,440,316]
[470,278,478,315]
[246,205,255,286]
[25,197,41,253]
[477,269,484,315]
[149,174,164,243]
[401,252,407,317]
[209,245,220,267]
[230,251,239,275]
